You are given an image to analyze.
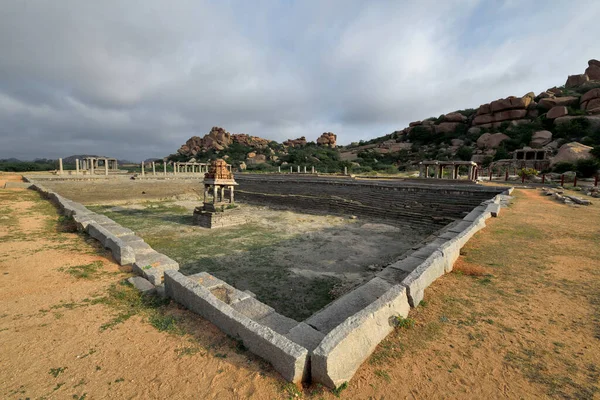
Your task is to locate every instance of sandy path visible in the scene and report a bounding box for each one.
[1,183,599,399]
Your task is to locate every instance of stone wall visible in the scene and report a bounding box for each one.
[235,175,504,229]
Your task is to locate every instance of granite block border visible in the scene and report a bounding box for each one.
[25,176,511,388]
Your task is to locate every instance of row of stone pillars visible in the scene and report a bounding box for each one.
[57,158,116,176]
[172,162,232,175]
[419,163,478,181]
[138,162,232,177]
[203,185,235,204]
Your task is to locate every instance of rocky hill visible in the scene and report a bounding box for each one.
[338,59,600,174]
[168,59,600,176]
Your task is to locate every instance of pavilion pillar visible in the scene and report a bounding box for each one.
[311,166,315,174]
[212,186,218,203]
[438,165,443,179]
[220,186,225,202]
[425,165,429,178]
[141,162,145,176]
[454,166,459,179]
[230,186,234,203]
[58,158,63,175]
[75,159,80,175]
[152,162,156,176]
[419,165,424,178]
[104,160,108,176]
[163,162,167,175]
[90,160,94,175]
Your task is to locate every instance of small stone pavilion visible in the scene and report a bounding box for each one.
[194,159,246,228]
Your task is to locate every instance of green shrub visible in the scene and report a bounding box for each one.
[408,126,436,145]
[482,156,494,168]
[517,168,538,179]
[456,108,477,118]
[552,162,576,173]
[575,159,600,178]
[455,146,473,161]
[493,146,510,161]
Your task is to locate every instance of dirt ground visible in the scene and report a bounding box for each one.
[1,174,599,399]
[87,201,425,321]
[40,177,205,204]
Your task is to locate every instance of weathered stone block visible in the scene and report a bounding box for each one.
[400,251,445,307]
[257,312,299,335]
[231,297,274,320]
[127,276,155,294]
[133,251,179,285]
[163,271,309,383]
[86,222,112,247]
[105,235,136,266]
[99,223,135,238]
[286,322,325,352]
[487,203,501,217]
[306,278,392,334]
[311,285,410,388]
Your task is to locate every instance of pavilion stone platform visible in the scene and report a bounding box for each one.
[192,159,242,228]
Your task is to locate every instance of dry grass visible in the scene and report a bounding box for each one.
[452,259,489,277]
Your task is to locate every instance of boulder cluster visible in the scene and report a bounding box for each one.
[283,136,307,148]
[178,127,270,156]
[316,132,337,147]
[384,59,600,166]
[473,93,535,128]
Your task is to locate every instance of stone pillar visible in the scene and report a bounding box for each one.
[438,165,443,179]
[152,162,156,176]
[90,160,94,175]
[58,158,63,175]
[311,166,315,174]
[425,166,429,178]
[75,159,80,175]
[104,160,108,176]
[220,186,225,202]
[344,166,348,175]
[419,165,424,178]
[141,162,145,176]
[278,166,281,173]
[290,166,292,173]
[203,185,208,202]
[230,186,234,203]
[212,186,218,203]
[297,165,300,173]
[303,166,307,174]
[163,162,167,175]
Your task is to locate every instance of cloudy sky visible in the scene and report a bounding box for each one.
[1,0,599,161]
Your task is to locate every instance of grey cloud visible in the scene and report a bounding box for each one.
[1,0,600,161]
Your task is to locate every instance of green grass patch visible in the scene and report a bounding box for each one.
[59,261,105,279]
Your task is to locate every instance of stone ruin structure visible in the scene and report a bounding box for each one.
[193,159,244,228]
[25,171,510,389]
[418,161,478,181]
[82,157,118,174]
